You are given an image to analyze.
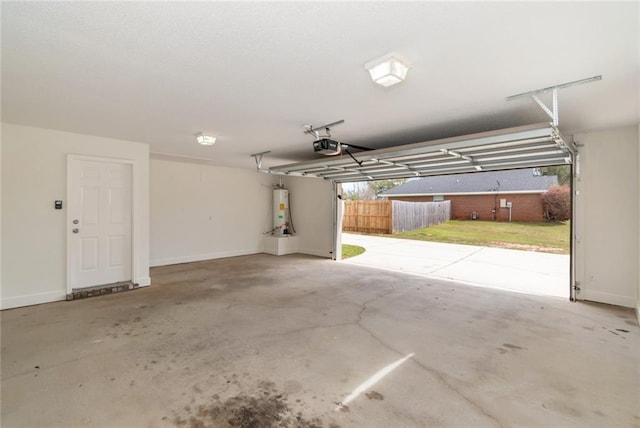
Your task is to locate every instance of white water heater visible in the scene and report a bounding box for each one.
[273,188,289,235]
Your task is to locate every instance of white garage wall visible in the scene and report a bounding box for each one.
[3,124,635,311]
[150,162,334,264]
[1,124,150,309]
[149,158,275,266]
[574,125,639,308]
[283,176,334,258]
[638,123,640,322]
[0,124,3,306]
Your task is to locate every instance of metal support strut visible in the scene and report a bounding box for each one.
[250,151,271,172]
[506,75,602,127]
[531,88,559,126]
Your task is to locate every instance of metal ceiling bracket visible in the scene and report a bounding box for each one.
[250,151,271,172]
[531,88,558,126]
[303,120,345,139]
[506,75,602,127]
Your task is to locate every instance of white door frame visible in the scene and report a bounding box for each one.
[570,153,579,301]
[66,154,138,294]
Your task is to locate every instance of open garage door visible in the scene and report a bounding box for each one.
[269,123,578,301]
[268,123,574,182]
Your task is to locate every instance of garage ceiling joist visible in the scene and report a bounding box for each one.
[268,123,575,182]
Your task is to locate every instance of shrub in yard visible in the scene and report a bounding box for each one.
[542,185,571,221]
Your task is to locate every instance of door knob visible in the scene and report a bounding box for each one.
[73,228,79,234]
[73,219,79,224]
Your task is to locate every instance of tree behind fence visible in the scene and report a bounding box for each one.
[343,200,451,234]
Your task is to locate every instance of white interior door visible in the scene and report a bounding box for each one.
[68,159,132,289]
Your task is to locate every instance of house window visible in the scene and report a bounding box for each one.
[433,195,444,202]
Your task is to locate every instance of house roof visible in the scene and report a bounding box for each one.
[381,168,559,196]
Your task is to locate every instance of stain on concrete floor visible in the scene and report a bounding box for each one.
[365,391,384,401]
[174,380,337,428]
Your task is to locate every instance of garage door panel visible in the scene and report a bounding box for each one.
[269,123,575,181]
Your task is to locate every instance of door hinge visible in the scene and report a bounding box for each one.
[573,281,581,291]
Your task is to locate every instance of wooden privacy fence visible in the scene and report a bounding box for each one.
[342,200,451,234]
[392,200,451,232]
[343,200,392,234]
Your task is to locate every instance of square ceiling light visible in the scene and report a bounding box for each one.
[195,132,216,146]
[365,53,409,87]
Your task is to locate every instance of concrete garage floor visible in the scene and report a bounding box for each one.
[2,254,638,427]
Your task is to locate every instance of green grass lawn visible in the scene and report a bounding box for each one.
[393,220,570,254]
[342,244,366,259]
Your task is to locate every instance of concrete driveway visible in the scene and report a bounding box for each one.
[341,233,570,299]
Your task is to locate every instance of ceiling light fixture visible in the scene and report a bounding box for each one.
[195,132,216,146]
[365,53,410,87]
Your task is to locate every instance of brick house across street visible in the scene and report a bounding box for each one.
[380,168,559,222]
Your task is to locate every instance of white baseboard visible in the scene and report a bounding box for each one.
[297,247,332,258]
[150,248,262,267]
[136,276,151,287]
[1,290,67,310]
[581,290,636,308]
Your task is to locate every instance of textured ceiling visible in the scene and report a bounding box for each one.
[2,2,638,169]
